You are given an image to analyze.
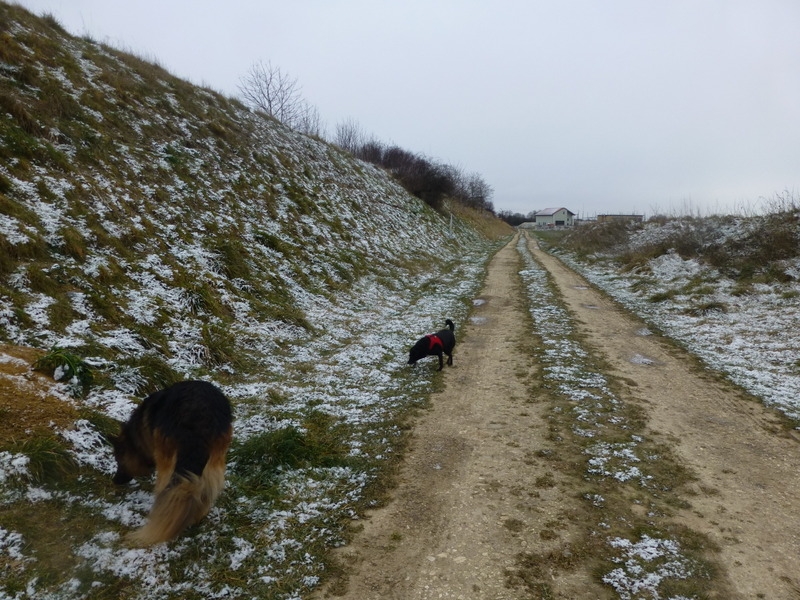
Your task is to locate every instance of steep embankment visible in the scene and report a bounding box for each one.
[0,2,495,384]
[0,4,511,599]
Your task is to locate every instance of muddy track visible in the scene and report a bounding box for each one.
[314,233,800,599]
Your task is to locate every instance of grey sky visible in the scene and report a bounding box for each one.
[12,0,800,217]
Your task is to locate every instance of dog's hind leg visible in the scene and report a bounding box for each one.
[195,426,231,520]
[127,426,231,546]
[152,431,178,495]
[127,474,207,546]
[127,436,205,546]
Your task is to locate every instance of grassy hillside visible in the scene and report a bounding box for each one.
[0,3,505,378]
[0,4,511,598]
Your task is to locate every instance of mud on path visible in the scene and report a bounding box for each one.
[315,234,800,599]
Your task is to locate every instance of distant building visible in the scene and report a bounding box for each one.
[530,207,575,227]
[597,214,644,224]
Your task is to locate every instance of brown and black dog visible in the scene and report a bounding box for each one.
[110,380,233,546]
[408,319,456,371]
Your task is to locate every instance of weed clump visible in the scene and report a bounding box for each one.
[230,411,349,491]
[558,206,800,285]
[7,434,77,484]
[33,346,94,396]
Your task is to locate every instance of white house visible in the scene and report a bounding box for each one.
[531,207,575,227]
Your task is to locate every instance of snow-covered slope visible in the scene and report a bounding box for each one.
[0,5,507,598]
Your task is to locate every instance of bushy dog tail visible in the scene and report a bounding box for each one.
[127,429,230,546]
[445,319,454,331]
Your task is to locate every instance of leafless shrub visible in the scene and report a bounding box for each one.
[760,189,800,215]
[238,60,323,136]
[337,131,494,213]
[497,210,528,226]
[560,220,633,258]
[356,138,385,164]
[333,118,365,155]
[462,172,494,211]
[294,102,324,137]
[239,60,303,123]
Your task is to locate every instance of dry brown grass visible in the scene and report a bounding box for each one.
[0,344,78,447]
[449,202,515,240]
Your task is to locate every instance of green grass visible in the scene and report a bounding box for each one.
[6,434,77,484]
[118,351,182,395]
[200,322,244,369]
[230,411,351,492]
[648,290,678,303]
[684,301,727,316]
[33,346,94,394]
[0,232,48,276]
[0,498,99,590]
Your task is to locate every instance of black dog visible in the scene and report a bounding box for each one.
[408,319,456,371]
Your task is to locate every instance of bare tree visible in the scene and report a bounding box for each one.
[238,60,304,126]
[333,118,364,154]
[294,102,324,137]
[465,173,494,210]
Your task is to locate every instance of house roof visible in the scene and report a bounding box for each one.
[535,207,575,216]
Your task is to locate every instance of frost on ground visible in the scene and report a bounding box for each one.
[517,236,703,598]
[0,453,30,484]
[0,236,491,600]
[603,536,695,600]
[0,12,501,598]
[553,220,800,422]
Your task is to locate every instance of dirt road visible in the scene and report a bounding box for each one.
[315,233,800,599]
[533,236,800,598]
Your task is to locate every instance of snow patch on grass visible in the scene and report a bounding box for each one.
[603,535,695,600]
[557,233,800,421]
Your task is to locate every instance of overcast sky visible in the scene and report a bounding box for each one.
[13,0,800,217]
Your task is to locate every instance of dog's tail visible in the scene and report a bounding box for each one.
[445,319,454,331]
[127,427,231,546]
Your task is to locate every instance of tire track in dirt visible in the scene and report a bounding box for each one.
[529,235,800,599]
[315,234,603,599]
[315,232,800,599]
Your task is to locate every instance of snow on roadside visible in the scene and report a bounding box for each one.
[603,536,694,600]
[553,236,800,422]
[517,235,699,597]
[2,237,492,600]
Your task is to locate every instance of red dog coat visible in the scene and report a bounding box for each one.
[426,334,443,351]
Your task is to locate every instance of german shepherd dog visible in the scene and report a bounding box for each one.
[111,380,233,546]
[408,319,456,371]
